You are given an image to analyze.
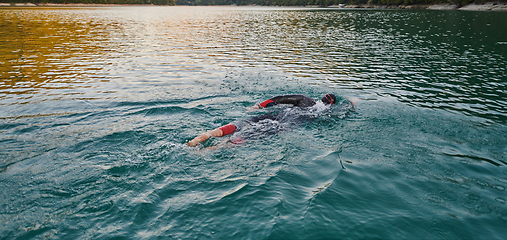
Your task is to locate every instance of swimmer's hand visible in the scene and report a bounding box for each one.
[348,97,359,108]
[246,104,260,113]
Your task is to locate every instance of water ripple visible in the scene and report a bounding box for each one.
[1,6,507,240]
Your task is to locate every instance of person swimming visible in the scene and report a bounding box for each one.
[187,93,347,148]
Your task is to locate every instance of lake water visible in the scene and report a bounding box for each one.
[1,6,506,239]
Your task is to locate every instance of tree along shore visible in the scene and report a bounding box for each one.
[1,0,506,11]
[0,0,174,5]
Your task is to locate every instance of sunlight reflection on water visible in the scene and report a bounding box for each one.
[1,7,505,122]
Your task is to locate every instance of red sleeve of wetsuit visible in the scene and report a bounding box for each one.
[258,99,275,108]
[218,124,236,136]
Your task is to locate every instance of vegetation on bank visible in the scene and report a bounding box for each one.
[175,0,496,7]
[1,0,175,5]
[1,0,504,7]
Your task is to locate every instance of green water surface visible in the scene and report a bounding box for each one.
[1,6,506,239]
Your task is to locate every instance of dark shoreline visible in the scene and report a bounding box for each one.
[1,2,507,11]
[333,2,507,11]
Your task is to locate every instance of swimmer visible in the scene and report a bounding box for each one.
[187,94,338,148]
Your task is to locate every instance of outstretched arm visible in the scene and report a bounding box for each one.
[187,124,237,147]
[187,128,224,147]
[247,98,276,111]
[248,95,314,111]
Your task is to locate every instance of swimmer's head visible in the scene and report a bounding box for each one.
[321,93,337,105]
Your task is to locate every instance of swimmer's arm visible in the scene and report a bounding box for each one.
[270,95,310,106]
[187,128,224,147]
[251,95,306,109]
[249,97,280,110]
[246,99,270,112]
[247,95,306,112]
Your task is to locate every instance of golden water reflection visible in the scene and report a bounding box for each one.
[0,7,361,99]
[0,8,122,96]
[1,7,505,122]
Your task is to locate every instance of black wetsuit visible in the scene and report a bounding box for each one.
[257,94,316,108]
[218,95,323,143]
